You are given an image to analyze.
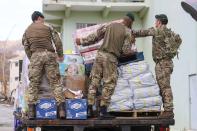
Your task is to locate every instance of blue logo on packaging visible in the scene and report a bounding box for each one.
[39,102,54,110]
[71,102,84,110]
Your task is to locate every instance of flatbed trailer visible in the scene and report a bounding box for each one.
[15,114,175,131]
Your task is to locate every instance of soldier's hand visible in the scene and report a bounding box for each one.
[57,56,64,62]
[76,38,81,45]
[131,39,136,44]
[131,35,136,43]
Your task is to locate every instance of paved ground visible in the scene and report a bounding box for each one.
[0,104,14,131]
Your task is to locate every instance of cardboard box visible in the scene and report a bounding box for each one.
[63,75,86,92]
[59,54,85,76]
[59,63,85,76]
[63,54,83,64]
[64,89,76,99]
[36,98,57,119]
[66,99,87,119]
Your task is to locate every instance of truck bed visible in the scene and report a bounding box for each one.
[14,109,175,131]
[19,117,174,131]
[22,117,174,126]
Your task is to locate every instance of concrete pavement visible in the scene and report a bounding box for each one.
[0,104,14,131]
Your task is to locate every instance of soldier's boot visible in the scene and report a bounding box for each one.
[87,105,94,118]
[99,106,115,119]
[159,111,174,119]
[28,104,36,120]
[58,102,66,119]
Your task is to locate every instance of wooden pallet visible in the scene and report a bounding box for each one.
[110,110,162,118]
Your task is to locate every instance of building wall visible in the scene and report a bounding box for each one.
[9,60,20,95]
[62,11,144,52]
[141,0,197,130]
[0,82,2,93]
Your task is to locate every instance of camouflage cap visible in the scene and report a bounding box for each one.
[31,11,44,21]
[126,12,135,21]
[155,14,168,24]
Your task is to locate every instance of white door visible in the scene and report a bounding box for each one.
[189,74,197,129]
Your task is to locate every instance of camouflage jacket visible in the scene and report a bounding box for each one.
[22,23,63,59]
[132,26,182,62]
[80,22,135,58]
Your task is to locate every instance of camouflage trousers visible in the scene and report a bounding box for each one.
[28,51,64,105]
[88,51,118,107]
[155,59,174,111]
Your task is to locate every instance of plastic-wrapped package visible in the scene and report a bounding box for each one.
[133,85,160,99]
[76,40,103,53]
[108,77,133,111]
[134,96,162,109]
[111,88,133,102]
[14,84,28,114]
[108,61,162,111]
[73,20,122,53]
[114,78,130,91]
[110,78,132,102]
[108,98,134,111]
[21,55,30,86]
[129,72,157,89]
[73,20,137,56]
[119,61,149,79]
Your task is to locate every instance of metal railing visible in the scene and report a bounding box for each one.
[102,0,145,2]
[60,0,144,2]
[63,0,97,2]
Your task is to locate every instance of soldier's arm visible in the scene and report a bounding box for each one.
[121,29,136,56]
[22,33,32,59]
[132,27,155,38]
[80,24,107,46]
[50,27,64,58]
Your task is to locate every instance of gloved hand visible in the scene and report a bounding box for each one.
[75,38,81,45]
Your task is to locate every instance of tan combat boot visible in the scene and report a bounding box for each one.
[58,102,66,119]
[28,104,36,120]
[159,111,174,119]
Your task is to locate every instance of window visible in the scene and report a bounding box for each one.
[15,77,19,81]
[15,62,18,67]
[76,23,97,29]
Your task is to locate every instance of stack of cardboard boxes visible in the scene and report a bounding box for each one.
[59,54,88,119]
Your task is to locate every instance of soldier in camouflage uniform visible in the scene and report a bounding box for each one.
[22,11,65,119]
[132,14,182,118]
[76,13,136,118]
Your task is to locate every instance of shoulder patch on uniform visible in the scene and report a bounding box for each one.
[44,23,54,30]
